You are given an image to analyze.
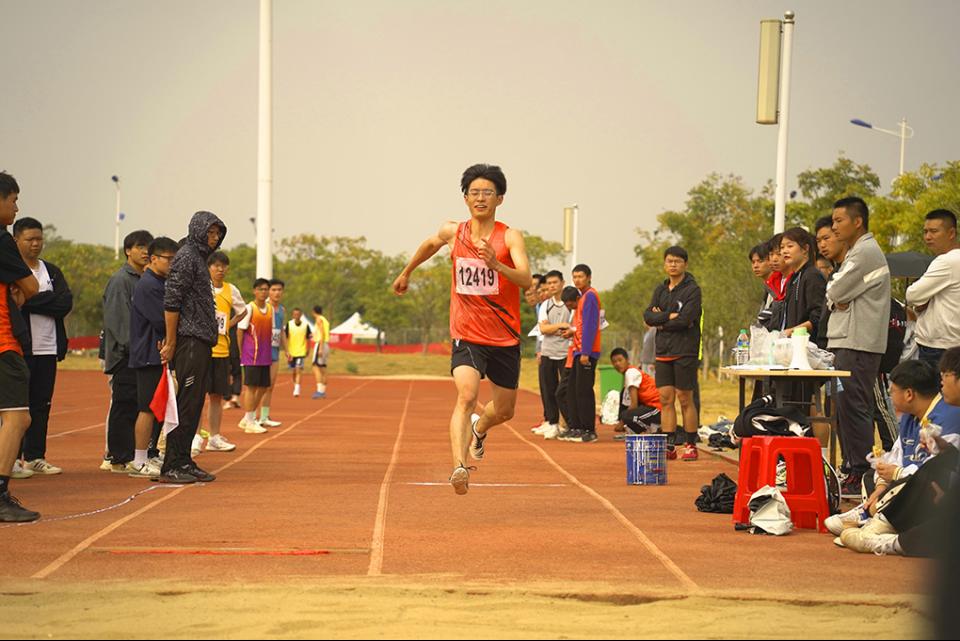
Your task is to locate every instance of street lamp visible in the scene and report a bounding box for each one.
[111,175,122,260]
[849,117,914,176]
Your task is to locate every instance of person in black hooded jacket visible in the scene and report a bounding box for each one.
[158,211,226,484]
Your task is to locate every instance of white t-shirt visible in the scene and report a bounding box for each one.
[538,298,573,360]
[29,261,58,356]
[906,248,960,349]
[621,367,644,408]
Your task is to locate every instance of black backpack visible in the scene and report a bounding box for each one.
[880,298,907,374]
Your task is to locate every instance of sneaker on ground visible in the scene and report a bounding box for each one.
[238,418,267,434]
[128,461,161,479]
[681,444,699,461]
[861,514,897,536]
[666,447,678,461]
[312,391,326,399]
[191,434,204,457]
[613,433,628,441]
[840,473,863,500]
[99,457,113,472]
[0,491,40,523]
[825,505,869,536]
[156,467,198,484]
[10,460,35,479]
[185,463,216,483]
[449,465,474,495]
[531,421,550,433]
[839,528,900,555]
[206,434,236,452]
[260,418,282,428]
[23,459,63,475]
[111,461,139,474]
[148,456,164,469]
[580,431,598,443]
[469,415,486,461]
[541,424,561,440]
[563,430,585,443]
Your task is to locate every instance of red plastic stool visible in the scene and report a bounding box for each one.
[732,436,830,532]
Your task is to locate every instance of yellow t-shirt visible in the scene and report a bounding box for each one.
[316,315,330,344]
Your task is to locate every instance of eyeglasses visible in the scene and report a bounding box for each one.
[467,189,497,199]
[153,254,176,261]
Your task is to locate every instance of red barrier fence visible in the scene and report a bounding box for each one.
[68,335,450,356]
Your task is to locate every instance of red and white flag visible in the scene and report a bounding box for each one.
[149,365,179,435]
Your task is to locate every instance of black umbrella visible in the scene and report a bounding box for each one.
[886,251,933,279]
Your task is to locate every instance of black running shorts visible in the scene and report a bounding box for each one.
[209,357,232,397]
[654,356,698,391]
[135,365,164,413]
[243,365,271,388]
[0,351,30,411]
[450,339,521,390]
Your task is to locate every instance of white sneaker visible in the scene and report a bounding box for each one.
[206,434,237,452]
[148,456,165,469]
[11,460,34,479]
[541,424,561,440]
[450,465,472,495]
[839,528,900,555]
[128,461,161,479]
[260,418,282,427]
[99,457,113,472]
[238,418,267,434]
[111,461,139,474]
[531,421,550,434]
[825,505,869,536]
[191,434,204,457]
[861,514,897,536]
[24,458,62,475]
[469,414,486,461]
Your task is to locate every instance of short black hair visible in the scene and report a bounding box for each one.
[269,278,285,288]
[768,233,783,253]
[544,269,564,281]
[0,171,19,198]
[253,278,271,289]
[890,359,940,398]
[124,230,154,253]
[664,246,688,262]
[834,196,870,231]
[748,244,766,261]
[572,263,592,277]
[461,164,506,196]
[532,273,544,285]
[12,217,42,237]
[313,305,323,315]
[941,347,960,376]
[560,285,580,303]
[926,209,958,229]
[815,215,835,234]
[292,307,302,313]
[207,250,230,266]
[610,347,629,360]
[148,236,179,257]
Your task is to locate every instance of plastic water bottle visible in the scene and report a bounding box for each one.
[736,329,750,365]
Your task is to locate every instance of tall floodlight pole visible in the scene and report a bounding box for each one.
[563,205,579,275]
[112,175,121,260]
[756,11,795,234]
[256,0,273,279]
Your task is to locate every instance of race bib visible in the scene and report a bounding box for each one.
[455,258,499,296]
[216,311,228,336]
[272,328,282,348]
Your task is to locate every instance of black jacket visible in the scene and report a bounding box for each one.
[643,272,702,358]
[781,263,826,342]
[164,211,226,347]
[129,268,166,368]
[20,260,73,361]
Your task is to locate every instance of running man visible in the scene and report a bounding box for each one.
[285,308,312,397]
[310,305,330,399]
[392,164,532,495]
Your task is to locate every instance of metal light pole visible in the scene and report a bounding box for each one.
[112,175,121,260]
[256,0,274,279]
[773,11,795,234]
[850,117,914,176]
[563,204,579,275]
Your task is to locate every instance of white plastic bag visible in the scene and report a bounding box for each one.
[600,390,621,425]
[747,485,793,536]
[750,326,778,364]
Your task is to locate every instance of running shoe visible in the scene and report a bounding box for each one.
[541,424,561,440]
[531,421,550,434]
[260,418,282,428]
[156,467,198,484]
[111,461,139,474]
[825,505,869,536]
[681,444,699,461]
[449,465,475,495]
[580,431,598,443]
[191,434,204,457]
[238,418,267,434]
[312,391,326,399]
[469,415,486,461]
[0,492,39,523]
[10,460,34,479]
[563,430,585,443]
[184,463,216,483]
[840,473,863,500]
[839,528,899,555]
[99,457,113,472]
[23,459,62,475]
[128,461,161,479]
[665,447,678,461]
[206,434,237,452]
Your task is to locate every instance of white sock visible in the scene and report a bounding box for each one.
[244,411,256,423]
[294,384,300,394]
[318,383,326,393]
[134,449,147,467]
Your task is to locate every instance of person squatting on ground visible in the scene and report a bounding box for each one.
[13,216,72,478]
[237,279,273,434]
[202,250,246,453]
[610,347,661,438]
[0,171,42,522]
[127,236,179,478]
[103,229,153,473]
[157,211,226,484]
[392,163,532,495]
[643,245,702,461]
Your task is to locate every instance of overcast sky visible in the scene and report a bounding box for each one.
[4,0,959,289]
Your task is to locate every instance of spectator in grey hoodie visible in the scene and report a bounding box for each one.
[158,211,226,484]
[826,196,891,497]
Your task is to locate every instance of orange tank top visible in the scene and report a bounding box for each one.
[449,221,522,347]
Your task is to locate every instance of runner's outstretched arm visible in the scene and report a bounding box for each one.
[392,222,458,295]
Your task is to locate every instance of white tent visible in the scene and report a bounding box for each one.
[329,312,381,342]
